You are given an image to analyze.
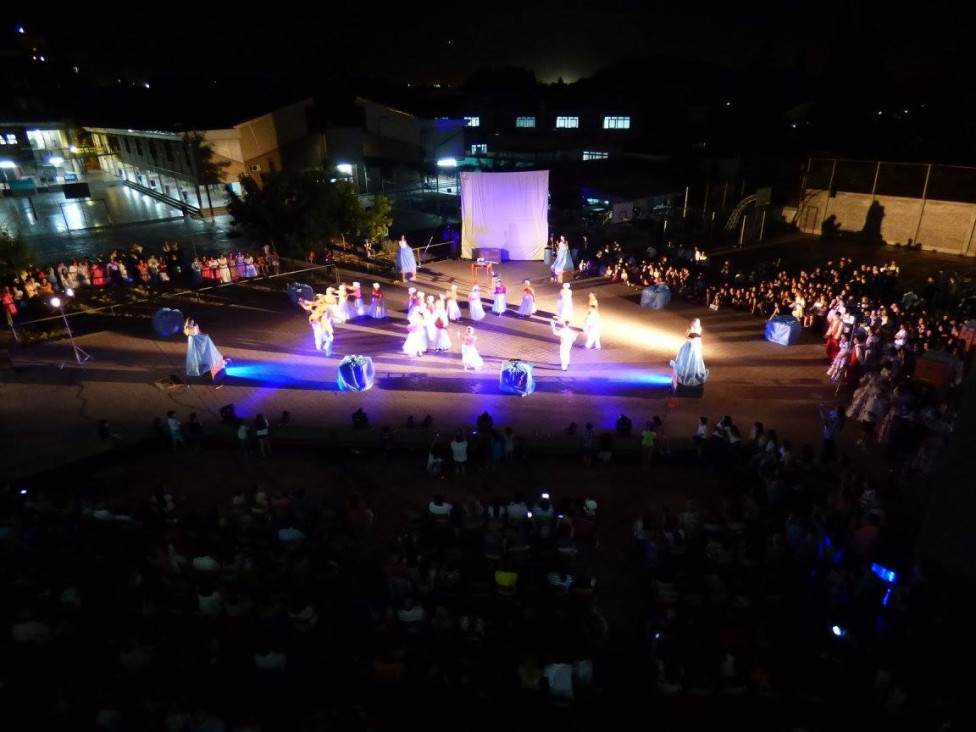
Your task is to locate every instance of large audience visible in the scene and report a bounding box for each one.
[1,232,972,731]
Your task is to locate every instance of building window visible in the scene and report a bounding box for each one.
[123,138,131,153]
[0,133,16,145]
[135,139,142,156]
[470,144,487,155]
[583,151,609,161]
[165,141,175,162]
[603,116,631,129]
[516,116,536,128]
[555,116,579,129]
[464,116,480,127]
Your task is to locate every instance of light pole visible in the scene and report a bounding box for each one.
[49,289,93,368]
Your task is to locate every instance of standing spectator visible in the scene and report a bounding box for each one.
[580,422,597,467]
[166,410,186,451]
[237,419,251,455]
[503,426,516,463]
[693,416,709,459]
[254,413,271,458]
[451,429,469,475]
[186,412,204,452]
[640,421,657,469]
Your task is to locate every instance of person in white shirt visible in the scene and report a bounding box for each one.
[450,430,469,474]
[428,494,453,517]
[551,317,578,371]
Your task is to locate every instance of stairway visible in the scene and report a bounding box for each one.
[723,194,757,232]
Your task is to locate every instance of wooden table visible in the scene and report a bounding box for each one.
[471,260,494,284]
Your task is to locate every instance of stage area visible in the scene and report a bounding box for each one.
[2,255,850,479]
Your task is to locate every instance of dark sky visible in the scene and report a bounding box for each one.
[14,2,968,86]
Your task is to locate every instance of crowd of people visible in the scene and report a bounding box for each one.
[1,230,972,730]
[1,376,964,731]
[2,242,283,326]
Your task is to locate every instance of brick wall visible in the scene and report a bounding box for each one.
[799,189,976,256]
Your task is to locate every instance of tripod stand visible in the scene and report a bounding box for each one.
[52,297,94,369]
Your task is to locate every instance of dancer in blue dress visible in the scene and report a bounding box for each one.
[550,235,574,283]
[492,276,508,316]
[517,280,537,317]
[183,317,227,377]
[670,318,709,388]
[468,284,486,321]
[395,235,418,283]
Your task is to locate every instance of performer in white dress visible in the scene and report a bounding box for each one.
[405,287,419,315]
[556,282,574,323]
[335,283,352,323]
[351,282,367,318]
[432,299,453,352]
[310,307,334,355]
[517,280,537,317]
[423,296,438,346]
[492,276,507,316]
[402,310,427,358]
[460,326,484,371]
[445,284,463,322]
[551,317,578,371]
[468,284,486,321]
[583,305,602,349]
[369,283,388,319]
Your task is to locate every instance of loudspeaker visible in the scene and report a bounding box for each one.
[219,403,236,424]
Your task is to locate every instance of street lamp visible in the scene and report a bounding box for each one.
[49,289,93,368]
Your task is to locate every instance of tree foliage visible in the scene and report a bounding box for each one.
[0,228,36,281]
[181,132,232,186]
[226,169,392,254]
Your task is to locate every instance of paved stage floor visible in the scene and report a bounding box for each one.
[3,255,853,481]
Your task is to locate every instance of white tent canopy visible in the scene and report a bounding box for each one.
[460,170,549,261]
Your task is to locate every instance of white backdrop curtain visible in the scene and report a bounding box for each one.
[460,170,549,260]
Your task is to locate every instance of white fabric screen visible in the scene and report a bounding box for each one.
[460,170,549,260]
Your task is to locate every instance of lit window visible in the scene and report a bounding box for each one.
[464,116,480,127]
[602,116,631,130]
[516,116,536,128]
[6,133,18,145]
[555,116,579,129]
[470,144,487,155]
[583,151,608,161]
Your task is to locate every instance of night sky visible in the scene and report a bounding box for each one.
[13,2,970,87]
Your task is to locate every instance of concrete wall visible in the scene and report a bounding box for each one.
[799,189,976,257]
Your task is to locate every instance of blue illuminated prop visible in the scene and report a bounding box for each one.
[151,307,184,337]
[640,283,671,309]
[337,355,376,391]
[871,563,898,584]
[765,315,802,346]
[499,359,535,395]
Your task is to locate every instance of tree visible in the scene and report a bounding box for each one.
[182,132,232,222]
[226,168,393,255]
[0,228,35,281]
